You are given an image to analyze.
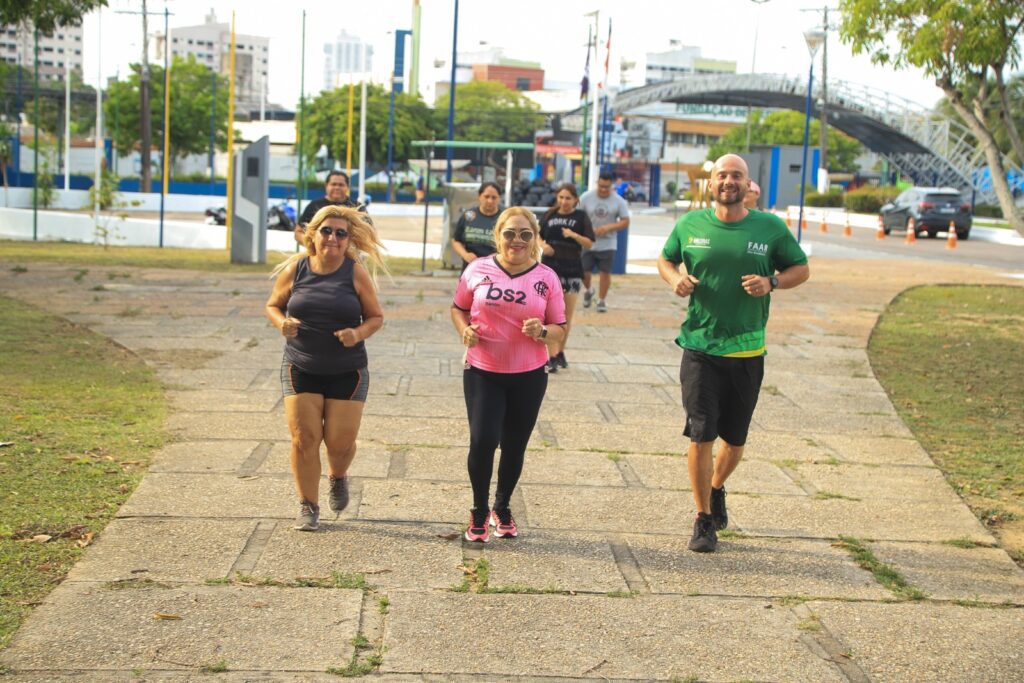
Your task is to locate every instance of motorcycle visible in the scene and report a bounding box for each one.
[204,200,296,231]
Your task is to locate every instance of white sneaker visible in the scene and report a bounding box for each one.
[582,288,595,308]
[596,299,608,313]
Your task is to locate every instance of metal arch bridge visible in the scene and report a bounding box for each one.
[611,73,1020,204]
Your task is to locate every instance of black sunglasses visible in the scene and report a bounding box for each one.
[501,229,534,242]
[319,227,350,239]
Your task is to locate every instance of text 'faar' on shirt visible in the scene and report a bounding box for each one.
[661,208,807,357]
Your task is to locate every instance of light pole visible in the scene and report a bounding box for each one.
[387,29,412,202]
[796,28,824,244]
[445,0,459,182]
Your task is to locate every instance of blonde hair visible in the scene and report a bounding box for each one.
[271,205,388,283]
[492,207,543,261]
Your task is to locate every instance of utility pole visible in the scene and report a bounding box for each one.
[802,4,834,191]
[139,1,152,192]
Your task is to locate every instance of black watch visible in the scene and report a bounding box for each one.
[768,275,779,291]
[539,326,548,339]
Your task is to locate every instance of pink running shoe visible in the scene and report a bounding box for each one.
[489,508,519,538]
[465,509,490,543]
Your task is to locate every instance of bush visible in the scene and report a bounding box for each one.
[805,189,845,207]
[973,203,1003,218]
[844,186,899,214]
[35,159,55,208]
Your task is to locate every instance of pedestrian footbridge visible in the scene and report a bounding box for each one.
[612,73,1021,204]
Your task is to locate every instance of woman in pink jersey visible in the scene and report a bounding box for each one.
[451,207,567,542]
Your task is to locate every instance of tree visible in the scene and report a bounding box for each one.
[937,73,1024,168]
[299,84,439,168]
[434,80,545,154]
[707,109,863,171]
[104,56,229,175]
[0,0,107,35]
[839,0,1024,234]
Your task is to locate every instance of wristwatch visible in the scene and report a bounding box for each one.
[768,275,779,291]
[539,326,548,339]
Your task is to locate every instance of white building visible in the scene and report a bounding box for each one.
[155,11,268,108]
[645,44,735,84]
[0,22,84,83]
[323,31,373,91]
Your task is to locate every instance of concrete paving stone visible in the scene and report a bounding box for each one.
[791,463,955,502]
[534,364,606,383]
[810,601,1024,682]
[363,393,467,419]
[390,446,465,481]
[167,389,280,413]
[129,337,243,353]
[251,521,463,590]
[616,349,685,366]
[731,495,996,544]
[405,342,467,358]
[519,450,627,487]
[406,375,464,397]
[545,378,667,404]
[537,398,607,423]
[522,485,692,534]
[598,362,675,385]
[0,582,361,673]
[741,431,842,464]
[157,368,276,391]
[150,440,261,473]
[629,535,888,600]
[483,530,628,594]
[868,541,1024,603]
[815,434,938,466]
[546,422,683,454]
[358,479,471,524]
[625,455,805,496]
[259,441,391,477]
[118,473,300,519]
[537,347,624,364]
[358,414,468,447]
[766,369,883,395]
[65,519,256,583]
[367,356,444,375]
[608,402,686,426]
[381,592,846,681]
[754,406,913,437]
[165,411,289,441]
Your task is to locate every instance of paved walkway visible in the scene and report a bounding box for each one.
[1,255,1022,681]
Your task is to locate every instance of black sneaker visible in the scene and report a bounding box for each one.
[555,352,568,369]
[687,512,717,553]
[710,486,728,530]
[546,357,559,373]
[328,475,349,513]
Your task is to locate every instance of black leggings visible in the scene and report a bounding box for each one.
[463,365,548,512]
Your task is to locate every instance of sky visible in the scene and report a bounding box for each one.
[78,0,948,111]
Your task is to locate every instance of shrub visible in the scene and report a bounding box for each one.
[805,189,845,207]
[36,158,55,208]
[845,186,899,214]
[972,203,1003,218]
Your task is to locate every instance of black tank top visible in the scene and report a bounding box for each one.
[284,257,367,374]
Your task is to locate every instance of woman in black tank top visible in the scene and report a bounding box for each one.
[266,206,387,531]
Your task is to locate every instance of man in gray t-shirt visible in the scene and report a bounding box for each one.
[579,173,631,313]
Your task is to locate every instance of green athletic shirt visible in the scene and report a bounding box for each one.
[661,208,808,357]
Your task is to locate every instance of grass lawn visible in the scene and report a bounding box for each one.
[868,285,1024,564]
[0,240,443,276]
[0,296,166,649]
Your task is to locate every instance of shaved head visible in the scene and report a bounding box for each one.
[710,154,750,207]
[713,154,749,176]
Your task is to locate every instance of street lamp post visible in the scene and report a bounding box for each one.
[797,28,824,244]
[387,29,412,202]
[445,0,459,183]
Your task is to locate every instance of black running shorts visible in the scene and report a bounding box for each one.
[679,349,764,446]
[280,357,369,402]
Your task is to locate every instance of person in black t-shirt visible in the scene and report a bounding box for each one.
[450,182,501,269]
[294,171,368,244]
[539,183,595,371]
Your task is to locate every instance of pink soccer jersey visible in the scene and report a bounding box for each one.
[453,256,566,373]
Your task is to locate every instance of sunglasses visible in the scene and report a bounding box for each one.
[319,227,350,239]
[501,229,534,242]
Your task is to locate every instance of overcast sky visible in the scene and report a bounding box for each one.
[78,0,947,111]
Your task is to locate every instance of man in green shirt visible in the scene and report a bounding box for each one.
[657,154,810,553]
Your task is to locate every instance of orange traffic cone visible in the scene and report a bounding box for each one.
[905,217,917,244]
[876,215,886,240]
[843,214,853,237]
[819,216,828,233]
[946,221,958,250]
[786,210,793,229]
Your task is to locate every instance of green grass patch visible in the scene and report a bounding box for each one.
[200,659,228,673]
[231,571,367,590]
[833,536,926,600]
[941,537,986,549]
[0,295,166,650]
[0,239,441,276]
[327,633,384,677]
[868,285,1024,563]
[813,490,861,502]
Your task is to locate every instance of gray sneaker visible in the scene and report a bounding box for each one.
[294,501,320,531]
[328,475,350,512]
[582,287,595,308]
[596,299,608,313]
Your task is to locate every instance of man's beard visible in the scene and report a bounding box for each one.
[714,185,745,206]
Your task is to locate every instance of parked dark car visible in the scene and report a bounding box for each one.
[879,187,972,239]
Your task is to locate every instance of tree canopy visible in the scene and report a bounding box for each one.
[299,83,438,168]
[707,109,863,171]
[0,0,107,35]
[434,80,544,144]
[839,0,1024,232]
[104,56,229,167]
